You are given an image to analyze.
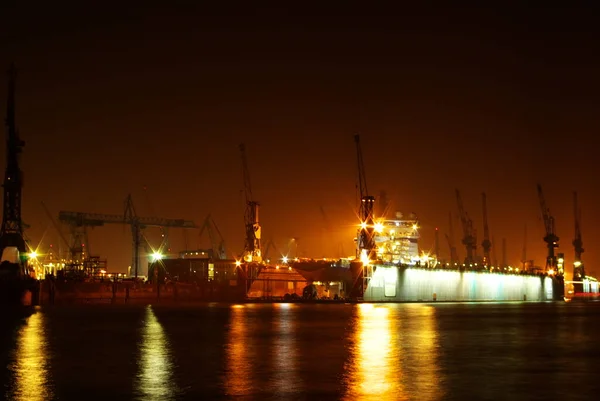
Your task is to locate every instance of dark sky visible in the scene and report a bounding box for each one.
[1,4,599,275]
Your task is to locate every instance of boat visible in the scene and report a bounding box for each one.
[350,212,563,302]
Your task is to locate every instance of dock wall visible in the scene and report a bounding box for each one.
[363,266,554,302]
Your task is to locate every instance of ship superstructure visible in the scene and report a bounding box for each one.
[373,212,421,265]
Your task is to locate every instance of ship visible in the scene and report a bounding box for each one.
[350,212,561,302]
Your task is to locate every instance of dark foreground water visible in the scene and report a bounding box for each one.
[1,302,600,400]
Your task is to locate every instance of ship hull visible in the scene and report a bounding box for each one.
[0,262,38,306]
[361,265,561,302]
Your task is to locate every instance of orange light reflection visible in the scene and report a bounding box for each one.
[225,304,253,396]
[12,311,52,401]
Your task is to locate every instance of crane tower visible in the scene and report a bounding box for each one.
[354,134,376,262]
[536,184,560,275]
[0,64,28,273]
[239,143,262,263]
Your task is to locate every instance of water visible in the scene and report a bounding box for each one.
[2,302,600,400]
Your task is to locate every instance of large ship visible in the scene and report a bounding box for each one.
[352,212,559,302]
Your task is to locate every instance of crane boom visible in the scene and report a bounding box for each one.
[536,184,559,274]
[354,134,375,261]
[239,143,261,263]
[481,192,492,267]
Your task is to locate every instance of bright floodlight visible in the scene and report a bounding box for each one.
[282,256,289,264]
[151,252,163,262]
[235,260,241,267]
[29,251,37,259]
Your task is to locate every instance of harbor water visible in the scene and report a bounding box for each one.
[2,302,600,400]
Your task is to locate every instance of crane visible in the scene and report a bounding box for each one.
[445,211,459,264]
[481,192,492,267]
[0,64,27,271]
[536,184,559,275]
[455,189,477,265]
[58,194,197,278]
[354,134,376,261]
[239,143,262,263]
[198,213,227,260]
[572,191,585,279]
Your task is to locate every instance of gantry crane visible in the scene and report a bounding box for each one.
[481,192,492,267]
[572,191,585,279]
[536,184,560,275]
[198,213,227,260]
[239,143,262,263]
[455,189,477,265]
[354,134,376,261]
[445,211,459,264]
[58,194,196,278]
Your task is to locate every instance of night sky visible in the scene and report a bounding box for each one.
[1,4,598,275]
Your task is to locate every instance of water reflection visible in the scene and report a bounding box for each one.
[403,305,442,400]
[225,304,254,396]
[10,310,53,401]
[344,304,442,401]
[135,305,176,400]
[345,304,403,400]
[271,303,299,394]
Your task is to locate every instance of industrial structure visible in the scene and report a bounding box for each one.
[2,63,594,304]
[572,191,585,280]
[480,192,492,267]
[0,64,38,305]
[195,213,227,260]
[354,134,376,262]
[0,64,28,267]
[239,143,262,263]
[58,195,196,278]
[445,212,459,265]
[455,189,477,266]
[536,184,560,275]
